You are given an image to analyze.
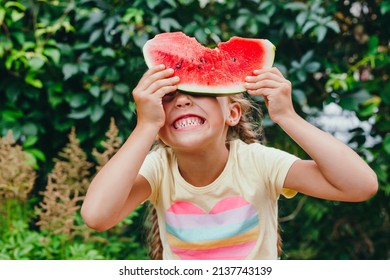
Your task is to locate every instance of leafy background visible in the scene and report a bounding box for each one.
[0,0,389,259]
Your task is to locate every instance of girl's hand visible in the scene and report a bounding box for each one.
[132,65,180,129]
[245,67,295,124]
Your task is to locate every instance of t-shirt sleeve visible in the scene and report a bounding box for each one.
[253,144,300,199]
[138,150,162,205]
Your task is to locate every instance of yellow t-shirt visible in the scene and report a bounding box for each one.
[139,139,299,260]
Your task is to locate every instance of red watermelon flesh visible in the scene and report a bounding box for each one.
[142,32,275,94]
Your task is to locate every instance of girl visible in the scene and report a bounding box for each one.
[81,65,378,260]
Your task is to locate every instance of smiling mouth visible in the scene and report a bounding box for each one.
[173,116,205,129]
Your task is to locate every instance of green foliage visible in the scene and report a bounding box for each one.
[1,0,389,259]
[0,125,147,260]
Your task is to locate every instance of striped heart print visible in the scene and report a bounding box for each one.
[165,196,260,260]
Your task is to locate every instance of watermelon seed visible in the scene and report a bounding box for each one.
[197,65,201,69]
[232,57,236,62]
[176,59,183,69]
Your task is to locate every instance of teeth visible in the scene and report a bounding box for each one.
[174,117,204,129]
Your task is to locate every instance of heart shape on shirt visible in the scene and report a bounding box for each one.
[165,196,260,260]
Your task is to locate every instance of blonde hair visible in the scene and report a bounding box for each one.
[145,93,282,259]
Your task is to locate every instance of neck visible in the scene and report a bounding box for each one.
[174,142,230,187]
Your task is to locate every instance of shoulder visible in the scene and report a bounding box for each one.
[146,146,175,163]
[140,146,175,179]
[230,139,299,170]
[231,139,280,156]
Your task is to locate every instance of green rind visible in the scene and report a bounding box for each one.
[176,89,245,97]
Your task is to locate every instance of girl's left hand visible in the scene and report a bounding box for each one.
[245,67,296,124]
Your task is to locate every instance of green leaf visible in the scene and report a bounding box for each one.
[44,48,61,64]
[114,83,130,94]
[384,135,390,155]
[339,90,372,111]
[25,148,46,162]
[235,15,249,30]
[256,15,270,26]
[5,1,27,11]
[326,21,340,33]
[300,50,314,65]
[164,0,177,8]
[380,84,390,104]
[89,29,103,44]
[315,25,327,42]
[133,32,149,48]
[105,67,120,82]
[380,2,390,14]
[147,0,160,9]
[292,89,307,105]
[296,11,307,27]
[79,62,89,74]
[22,135,38,148]
[160,18,182,32]
[284,2,307,11]
[62,63,78,80]
[22,122,38,136]
[90,103,104,122]
[101,48,116,57]
[101,90,113,105]
[2,109,23,121]
[28,57,45,70]
[305,62,320,72]
[302,21,316,34]
[25,73,43,88]
[90,85,100,97]
[0,8,6,26]
[69,94,88,108]
[284,21,296,38]
[68,108,90,119]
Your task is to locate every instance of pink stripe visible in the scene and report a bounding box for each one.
[209,196,250,214]
[166,204,257,229]
[167,196,250,215]
[171,241,256,260]
[166,201,204,214]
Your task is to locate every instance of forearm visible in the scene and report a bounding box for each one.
[277,112,377,193]
[81,124,158,228]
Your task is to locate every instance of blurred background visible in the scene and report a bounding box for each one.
[0,0,389,260]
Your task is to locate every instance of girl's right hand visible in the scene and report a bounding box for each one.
[132,65,180,130]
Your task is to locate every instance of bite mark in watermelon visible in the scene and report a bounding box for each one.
[142,32,276,95]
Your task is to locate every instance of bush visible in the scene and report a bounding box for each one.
[1,0,389,259]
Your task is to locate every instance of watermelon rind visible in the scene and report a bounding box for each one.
[143,32,276,95]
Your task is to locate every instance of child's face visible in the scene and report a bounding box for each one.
[158,91,238,151]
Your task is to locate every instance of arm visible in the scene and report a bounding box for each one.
[81,65,179,231]
[245,68,378,202]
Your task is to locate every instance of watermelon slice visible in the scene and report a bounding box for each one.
[142,32,275,95]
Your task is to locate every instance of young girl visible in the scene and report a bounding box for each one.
[81,65,378,260]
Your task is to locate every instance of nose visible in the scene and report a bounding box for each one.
[175,93,192,108]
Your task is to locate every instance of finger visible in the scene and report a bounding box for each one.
[139,67,175,91]
[138,64,165,84]
[253,67,284,77]
[147,75,180,96]
[246,71,285,84]
[154,85,179,100]
[244,80,282,90]
[247,90,269,107]
[247,88,267,97]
